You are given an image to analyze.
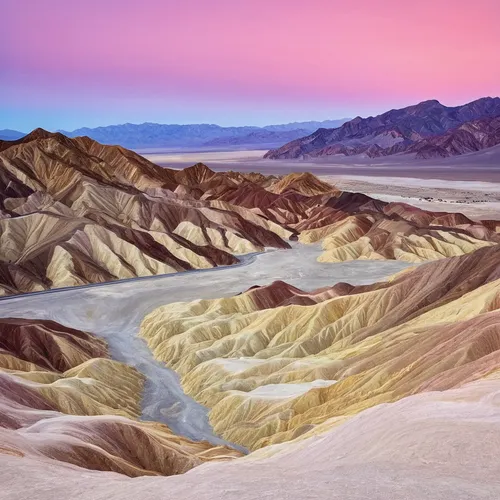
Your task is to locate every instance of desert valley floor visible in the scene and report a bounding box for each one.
[145,147,500,219]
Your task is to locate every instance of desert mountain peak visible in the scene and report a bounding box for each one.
[265,96,500,159]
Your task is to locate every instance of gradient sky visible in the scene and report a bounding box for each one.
[2,0,499,131]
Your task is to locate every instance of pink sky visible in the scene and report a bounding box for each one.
[2,0,500,130]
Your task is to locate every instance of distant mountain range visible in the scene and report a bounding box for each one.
[59,119,349,149]
[0,129,25,141]
[265,97,500,159]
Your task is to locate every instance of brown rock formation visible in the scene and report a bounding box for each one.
[0,318,241,477]
[1,129,500,296]
[0,131,293,295]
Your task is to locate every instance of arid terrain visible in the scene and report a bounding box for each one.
[2,130,500,499]
[4,0,500,496]
[144,146,500,219]
[265,98,500,160]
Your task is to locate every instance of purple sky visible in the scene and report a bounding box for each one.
[2,0,500,131]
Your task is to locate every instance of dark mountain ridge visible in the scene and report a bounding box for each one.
[265,97,500,159]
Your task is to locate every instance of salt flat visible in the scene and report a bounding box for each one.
[141,148,500,220]
[142,144,500,182]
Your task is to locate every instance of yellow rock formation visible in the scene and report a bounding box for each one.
[300,214,496,263]
[140,246,500,449]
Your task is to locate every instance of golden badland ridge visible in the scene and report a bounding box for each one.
[0,130,498,295]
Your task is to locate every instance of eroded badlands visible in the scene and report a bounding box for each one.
[1,130,499,295]
[2,131,500,499]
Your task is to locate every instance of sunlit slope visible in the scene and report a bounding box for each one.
[141,245,500,449]
[300,213,497,263]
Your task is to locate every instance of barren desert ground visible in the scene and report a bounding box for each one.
[143,148,500,219]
